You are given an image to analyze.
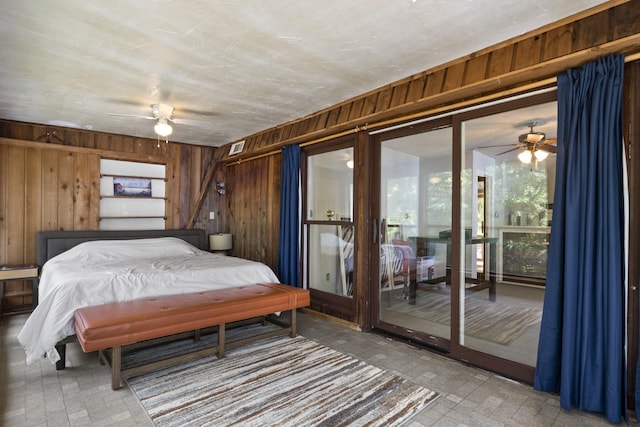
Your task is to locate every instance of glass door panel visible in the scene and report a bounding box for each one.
[377,126,453,343]
[307,224,354,297]
[303,145,355,319]
[459,101,555,366]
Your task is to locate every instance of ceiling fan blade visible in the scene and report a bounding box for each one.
[171,117,213,127]
[476,143,520,149]
[175,107,218,117]
[543,138,557,145]
[496,147,521,156]
[538,145,557,153]
[108,113,156,120]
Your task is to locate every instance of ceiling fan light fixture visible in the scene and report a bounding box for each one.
[154,118,173,137]
[517,149,533,164]
[534,149,549,161]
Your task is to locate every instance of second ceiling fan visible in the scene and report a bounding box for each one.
[480,123,557,170]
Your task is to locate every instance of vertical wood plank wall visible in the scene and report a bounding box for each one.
[225,154,281,271]
[0,122,221,312]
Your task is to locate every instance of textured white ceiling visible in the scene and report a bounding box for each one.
[0,1,606,147]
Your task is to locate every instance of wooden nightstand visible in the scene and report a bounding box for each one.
[0,264,39,316]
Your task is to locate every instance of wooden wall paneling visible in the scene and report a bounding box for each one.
[463,54,490,86]
[512,35,544,70]
[120,135,136,154]
[239,136,255,156]
[6,146,25,264]
[423,68,446,97]
[442,61,466,92]
[295,118,312,139]
[301,117,316,136]
[486,46,515,78]
[337,102,353,124]
[360,94,378,117]
[168,144,182,229]
[574,11,610,51]
[57,151,76,231]
[19,147,43,307]
[613,1,640,39]
[374,87,392,112]
[228,162,244,256]
[3,146,26,308]
[81,130,97,149]
[0,143,7,263]
[348,98,366,122]
[542,24,575,62]
[315,111,332,131]
[131,137,147,155]
[389,83,409,109]
[253,158,267,261]
[224,154,280,268]
[191,146,203,203]
[31,125,49,143]
[73,152,91,230]
[24,147,42,261]
[178,146,193,228]
[267,154,281,270]
[163,140,174,156]
[286,122,304,145]
[270,127,284,146]
[165,158,178,230]
[88,154,101,230]
[405,75,428,103]
[246,159,260,258]
[65,127,83,147]
[109,134,126,153]
[185,147,217,231]
[41,149,59,231]
[11,123,34,141]
[94,132,111,151]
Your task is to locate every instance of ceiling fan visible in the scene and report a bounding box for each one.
[479,122,557,170]
[108,103,214,145]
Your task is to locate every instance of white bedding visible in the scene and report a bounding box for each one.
[17,237,280,365]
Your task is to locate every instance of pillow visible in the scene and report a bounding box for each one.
[47,237,200,265]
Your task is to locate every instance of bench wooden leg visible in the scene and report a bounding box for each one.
[218,323,226,359]
[111,346,122,390]
[290,309,297,338]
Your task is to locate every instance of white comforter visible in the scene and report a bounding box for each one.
[17,237,280,365]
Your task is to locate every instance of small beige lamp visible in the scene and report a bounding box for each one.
[209,233,232,255]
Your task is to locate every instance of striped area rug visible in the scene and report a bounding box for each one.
[126,335,439,426]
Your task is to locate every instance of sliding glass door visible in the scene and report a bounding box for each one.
[458,98,555,369]
[373,119,453,349]
[372,91,556,381]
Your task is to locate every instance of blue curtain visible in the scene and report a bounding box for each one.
[277,144,301,287]
[533,55,625,423]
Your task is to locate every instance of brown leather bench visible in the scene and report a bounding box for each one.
[74,283,310,389]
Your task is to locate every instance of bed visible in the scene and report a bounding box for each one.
[18,229,280,366]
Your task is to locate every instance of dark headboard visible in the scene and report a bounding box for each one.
[37,229,207,267]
